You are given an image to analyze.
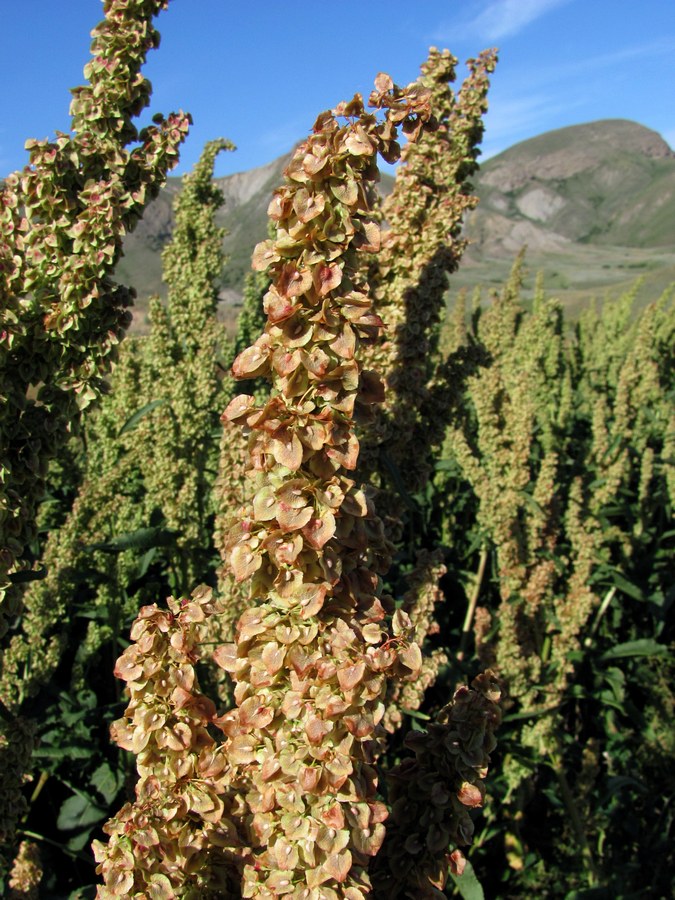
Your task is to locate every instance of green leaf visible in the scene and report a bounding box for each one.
[117,398,166,436]
[608,570,645,601]
[136,546,157,579]
[516,489,545,517]
[67,829,96,852]
[449,858,485,900]
[600,639,668,662]
[8,566,47,584]
[57,793,107,832]
[90,762,120,805]
[33,745,92,761]
[88,526,176,553]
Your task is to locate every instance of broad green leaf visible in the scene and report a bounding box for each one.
[449,858,485,900]
[90,762,120,806]
[57,793,107,831]
[32,746,92,761]
[67,829,96,852]
[136,547,157,579]
[608,570,645,601]
[600,639,668,662]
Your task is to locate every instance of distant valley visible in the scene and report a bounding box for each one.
[114,119,675,332]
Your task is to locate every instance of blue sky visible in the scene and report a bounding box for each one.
[1,0,674,179]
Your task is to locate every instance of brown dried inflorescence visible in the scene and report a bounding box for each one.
[372,672,502,898]
[217,78,434,898]
[93,587,248,898]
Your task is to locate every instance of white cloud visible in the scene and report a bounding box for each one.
[436,0,571,42]
[530,36,675,83]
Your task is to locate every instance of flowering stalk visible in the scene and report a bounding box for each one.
[133,138,234,591]
[93,586,248,898]
[217,77,433,897]
[0,0,189,866]
[1,137,235,716]
[360,47,497,499]
[382,550,448,732]
[372,672,501,898]
[355,50,496,725]
[0,0,189,634]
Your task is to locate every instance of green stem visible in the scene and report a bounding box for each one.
[18,828,93,864]
[28,770,49,807]
[584,586,617,647]
[457,545,489,661]
[549,749,600,886]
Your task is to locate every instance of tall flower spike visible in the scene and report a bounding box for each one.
[132,137,234,590]
[1,139,233,711]
[359,48,497,500]
[217,77,433,898]
[0,0,189,636]
[0,0,188,866]
[93,587,249,898]
[357,49,497,731]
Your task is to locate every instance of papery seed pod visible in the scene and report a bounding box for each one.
[94,586,249,897]
[218,75,435,897]
[8,840,42,900]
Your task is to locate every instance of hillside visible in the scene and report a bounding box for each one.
[116,119,675,330]
[467,119,675,253]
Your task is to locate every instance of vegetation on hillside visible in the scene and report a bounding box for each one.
[118,119,675,321]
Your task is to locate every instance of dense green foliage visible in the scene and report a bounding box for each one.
[430,275,674,899]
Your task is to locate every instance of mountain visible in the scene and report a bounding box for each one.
[116,119,675,330]
[467,120,675,254]
[116,151,293,330]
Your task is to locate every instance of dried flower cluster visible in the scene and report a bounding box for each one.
[372,672,501,898]
[382,550,448,732]
[7,839,42,900]
[216,77,436,898]
[93,586,248,898]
